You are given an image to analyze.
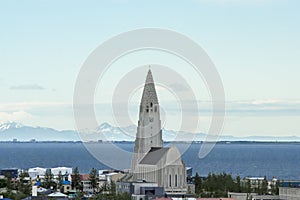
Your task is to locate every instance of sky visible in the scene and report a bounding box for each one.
[0,0,299,137]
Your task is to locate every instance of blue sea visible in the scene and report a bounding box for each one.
[0,142,299,180]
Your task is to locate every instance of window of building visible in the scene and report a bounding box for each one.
[175,174,178,187]
[169,174,172,187]
[180,174,182,186]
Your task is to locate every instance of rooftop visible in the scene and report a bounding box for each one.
[139,147,170,165]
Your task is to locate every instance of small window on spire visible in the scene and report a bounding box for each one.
[150,102,153,107]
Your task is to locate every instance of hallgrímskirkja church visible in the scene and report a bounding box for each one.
[130,69,187,195]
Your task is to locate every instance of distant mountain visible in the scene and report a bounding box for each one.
[0,121,299,142]
[0,122,80,141]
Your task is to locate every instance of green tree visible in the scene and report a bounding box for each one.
[116,192,131,200]
[110,181,116,195]
[270,179,276,195]
[89,168,98,193]
[236,176,241,192]
[72,167,82,191]
[246,179,252,200]
[43,170,56,189]
[199,172,239,197]
[57,171,63,192]
[100,182,109,194]
[18,171,31,195]
[261,176,268,195]
[0,179,6,188]
[5,172,12,192]
[194,172,202,196]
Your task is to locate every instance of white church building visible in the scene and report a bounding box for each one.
[130,69,187,195]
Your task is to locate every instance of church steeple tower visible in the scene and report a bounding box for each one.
[131,69,163,173]
[140,69,159,111]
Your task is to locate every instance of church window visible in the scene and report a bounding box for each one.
[150,102,153,107]
[175,174,178,187]
[169,174,172,187]
[180,175,182,186]
[154,106,157,112]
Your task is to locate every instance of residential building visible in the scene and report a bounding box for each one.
[228,192,280,200]
[28,167,47,180]
[0,168,18,179]
[51,167,72,178]
[116,181,164,198]
[61,180,72,194]
[279,187,300,200]
[79,174,93,193]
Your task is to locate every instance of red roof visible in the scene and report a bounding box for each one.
[153,198,171,200]
[154,198,235,200]
[71,174,90,181]
[199,199,235,200]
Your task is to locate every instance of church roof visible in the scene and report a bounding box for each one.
[141,69,158,106]
[139,147,170,165]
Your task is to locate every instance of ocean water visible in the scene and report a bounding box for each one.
[0,142,299,180]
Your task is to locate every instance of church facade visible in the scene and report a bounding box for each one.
[131,69,187,195]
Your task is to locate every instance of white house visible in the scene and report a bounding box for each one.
[28,167,47,180]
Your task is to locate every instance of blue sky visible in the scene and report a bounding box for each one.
[0,0,299,137]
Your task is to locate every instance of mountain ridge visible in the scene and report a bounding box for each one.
[0,121,299,142]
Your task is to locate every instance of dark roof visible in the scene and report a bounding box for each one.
[139,147,169,165]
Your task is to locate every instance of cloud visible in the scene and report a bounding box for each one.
[10,84,45,90]
[0,102,70,113]
[168,83,189,92]
[225,99,300,116]
[0,111,33,123]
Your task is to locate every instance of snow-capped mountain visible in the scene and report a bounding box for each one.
[0,121,299,142]
[0,121,23,131]
[0,122,80,141]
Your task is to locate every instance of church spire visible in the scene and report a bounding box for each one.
[141,69,158,107]
[145,68,154,84]
[131,69,163,173]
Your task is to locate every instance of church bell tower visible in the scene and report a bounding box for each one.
[131,69,163,173]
